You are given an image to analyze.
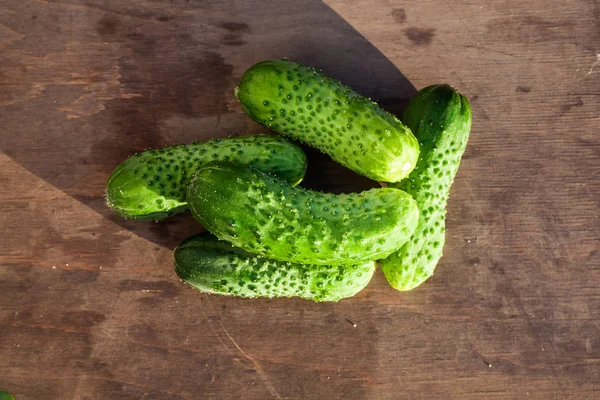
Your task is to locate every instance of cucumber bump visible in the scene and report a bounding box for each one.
[380,84,472,290]
[106,134,306,220]
[175,234,376,302]
[236,60,419,182]
[186,162,419,265]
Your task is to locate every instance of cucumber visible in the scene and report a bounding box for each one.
[0,391,15,400]
[187,162,419,265]
[380,85,472,291]
[174,234,375,302]
[106,134,306,220]
[236,60,419,182]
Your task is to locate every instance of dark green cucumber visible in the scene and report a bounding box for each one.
[0,391,15,400]
[106,134,306,220]
[187,162,419,265]
[380,85,472,291]
[236,60,419,182]
[174,234,375,302]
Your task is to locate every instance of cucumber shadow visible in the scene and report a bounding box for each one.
[0,0,416,251]
[0,2,417,398]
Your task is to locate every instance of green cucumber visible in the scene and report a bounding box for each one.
[236,60,419,182]
[0,391,15,400]
[174,234,375,302]
[380,85,472,291]
[106,134,306,220]
[187,162,419,265]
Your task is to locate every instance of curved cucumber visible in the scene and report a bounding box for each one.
[174,234,375,302]
[106,134,306,220]
[236,60,419,182]
[381,85,472,291]
[187,162,419,265]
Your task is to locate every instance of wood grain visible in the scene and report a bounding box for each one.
[0,0,598,399]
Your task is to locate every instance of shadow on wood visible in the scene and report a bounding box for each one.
[0,0,415,250]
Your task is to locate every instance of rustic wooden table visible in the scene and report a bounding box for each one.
[1,1,598,399]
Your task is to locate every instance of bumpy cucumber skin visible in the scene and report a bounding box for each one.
[236,60,419,182]
[105,134,307,221]
[187,162,419,265]
[174,234,376,302]
[380,85,472,291]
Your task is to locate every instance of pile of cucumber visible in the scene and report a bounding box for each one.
[106,60,472,301]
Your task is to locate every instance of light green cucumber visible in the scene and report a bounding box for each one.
[106,134,306,220]
[174,234,375,302]
[0,390,15,400]
[187,162,419,265]
[381,84,472,291]
[236,60,419,182]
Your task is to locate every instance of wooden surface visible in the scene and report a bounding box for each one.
[1,0,599,399]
